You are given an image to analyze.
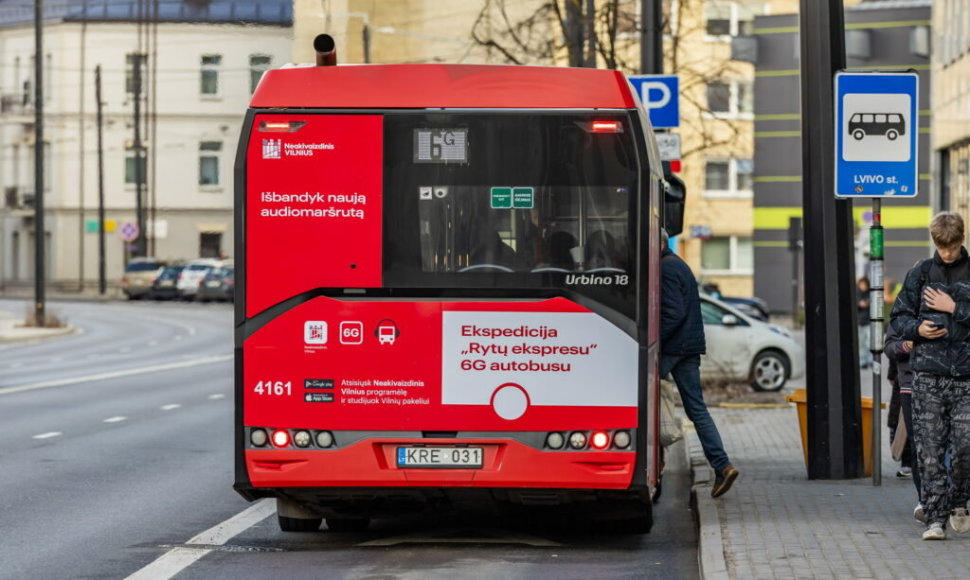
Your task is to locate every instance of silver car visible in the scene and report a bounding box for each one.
[699,294,805,392]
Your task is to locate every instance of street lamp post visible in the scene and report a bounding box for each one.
[33,0,45,327]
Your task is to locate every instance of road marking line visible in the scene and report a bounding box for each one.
[208,394,225,400]
[103,416,127,423]
[0,355,232,396]
[125,499,275,580]
[33,432,62,440]
[161,404,181,411]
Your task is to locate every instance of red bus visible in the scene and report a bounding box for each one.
[234,35,685,534]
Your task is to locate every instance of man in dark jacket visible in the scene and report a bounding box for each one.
[890,211,970,540]
[661,230,738,498]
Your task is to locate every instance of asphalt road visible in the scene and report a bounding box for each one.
[0,299,698,580]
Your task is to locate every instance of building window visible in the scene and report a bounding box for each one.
[701,236,753,274]
[126,53,147,94]
[200,54,222,96]
[250,54,271,93]
[706,80,754,117]
[704,158,754,197]
[125,146,146,185]
[199,141,222,186]
[705,160,730,190]
[200,232,222,258]
[705,2,767,39]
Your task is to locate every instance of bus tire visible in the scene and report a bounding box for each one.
[886,129,898,140]
[278,514,322,532]
[325,517,370,532]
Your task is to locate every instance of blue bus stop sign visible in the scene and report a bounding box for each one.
[834,71,919,198]
[627,75,680,129]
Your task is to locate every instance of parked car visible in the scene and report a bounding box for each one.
[148,264,185,300]
[121,257,166,300]
[176,258,225,300]
[719,296,770,322]
[700,284,770,322]
[699,294,804,392]
[197,265,235,302]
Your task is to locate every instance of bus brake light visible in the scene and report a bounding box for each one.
[271,429,290,448]
[259,121,306,133]
[591,120,622,133]
[590,431,611,450]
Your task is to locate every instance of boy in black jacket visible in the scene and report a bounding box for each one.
[890,211,970,540]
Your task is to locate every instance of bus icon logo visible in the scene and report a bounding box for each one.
[304,321,328,344]
[375,319,400,345]
[848,113,905,141]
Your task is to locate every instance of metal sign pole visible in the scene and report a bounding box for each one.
[869,199,884,485]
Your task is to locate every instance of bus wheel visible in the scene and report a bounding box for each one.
[277,497,322,532]
[886,129,898,140]
[325,517,370,532]
[278,514,322,532]
[852,129,865,140]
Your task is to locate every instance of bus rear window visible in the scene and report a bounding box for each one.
[384,112,640,284]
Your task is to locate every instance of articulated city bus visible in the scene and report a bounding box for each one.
[233,35,685,534]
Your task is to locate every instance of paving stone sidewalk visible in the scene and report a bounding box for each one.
[689,405,970,580]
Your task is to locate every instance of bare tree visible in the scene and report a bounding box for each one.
[470,0,749,158]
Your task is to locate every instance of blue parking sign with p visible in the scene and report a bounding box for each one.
[628,75,679,129]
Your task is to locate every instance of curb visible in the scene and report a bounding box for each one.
[0,324,77,343]
[683,422,730,580]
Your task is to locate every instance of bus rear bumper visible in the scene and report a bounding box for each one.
[243,438,636,489]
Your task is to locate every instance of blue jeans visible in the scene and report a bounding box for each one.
[661,354,731,473]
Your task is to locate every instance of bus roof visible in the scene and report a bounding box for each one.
[250,64,638,110]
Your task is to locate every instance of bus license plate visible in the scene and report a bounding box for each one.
[396,446,483,469]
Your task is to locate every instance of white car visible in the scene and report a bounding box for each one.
[176,258,226,300]
[699,294,805,392]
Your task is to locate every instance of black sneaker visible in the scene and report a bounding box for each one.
[712,465,739,498]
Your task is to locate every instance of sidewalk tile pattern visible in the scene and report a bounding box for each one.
[696,407,970,580]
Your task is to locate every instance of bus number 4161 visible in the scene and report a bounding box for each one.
[253,381,292,396]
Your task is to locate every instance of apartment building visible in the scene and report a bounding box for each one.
[0,0,291,289]
[751,0,932,312]
[934,0,970,218]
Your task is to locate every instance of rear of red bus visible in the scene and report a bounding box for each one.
[234,58,668,533]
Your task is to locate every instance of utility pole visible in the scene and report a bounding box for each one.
[132,52,145,257]
[33,0,45,327]
[96,65,106,295]
[640,0,663,74]
[799,0,862,479]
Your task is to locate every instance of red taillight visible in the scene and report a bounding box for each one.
[590,431,610,450]
[271,429,290,448]
[259,121,306,133]
[669,159,682,173]
[591,120,622,133]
